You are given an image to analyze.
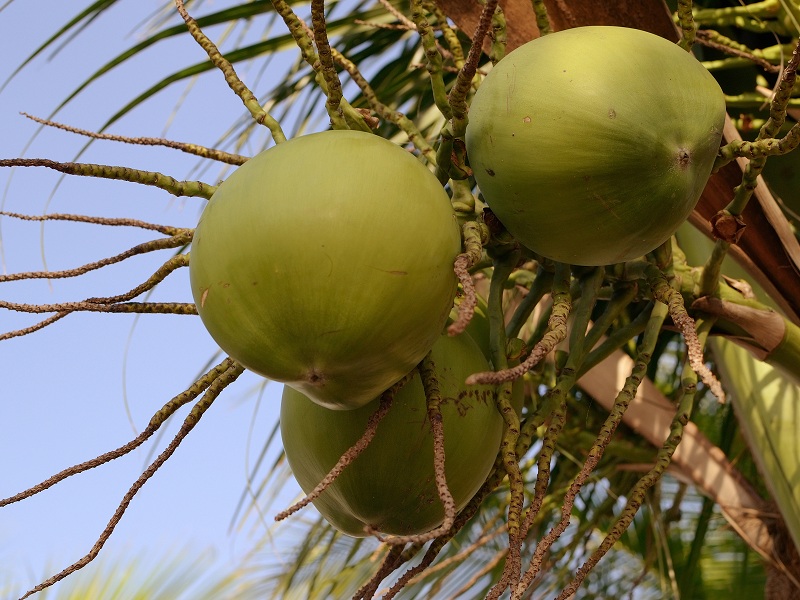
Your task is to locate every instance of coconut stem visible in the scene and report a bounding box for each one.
[448,220,489,336]
[0,210,186,235]
[174,0,286,143]
[514,300,667,598]
[21,113,248,165]
[372,356,456,545]
[0,230,192,284]
[0,357,236,508]
[531,0,552,36]
[428,1,466,69]
[331,48,435,162]
[467,262,571,385]
[557,335,699,600]
[490,3,507,63]
[17,361,244,600]
[0,158,215,199]
[310,0,348,129]
[647,264,726,401]
[270,0,369,131]
[448,0,498,138]
[676,0,697,51]
[411,0,453,121]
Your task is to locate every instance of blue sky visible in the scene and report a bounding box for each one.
[0,1,305,595]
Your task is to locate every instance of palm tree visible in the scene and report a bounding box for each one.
[1,0,799,598]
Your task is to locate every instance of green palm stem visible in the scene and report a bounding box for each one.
[411,0,453,121]
[516,300,668,598]
[21,112,250,164]
[385,369,560,598]
[647,262,725,400]
[174,0,287,142]
[557,323,704,600]
[513,263,572,456]
[518,268,604,538]
[310,0,347,129]
[486,268,602,599]
[691,0,785,30]
[434,124,455,182]
[485,248,525,578]
[531,0,552,35]
[330,47,435,161]
[448,220,489,336]
[489,3,507,63]
[269,0,369,132]
[0,158,215,199]
[0,230,191,284]
[352,544,405,600]
[449,178,478,216]
[1,251,193,340]
[428,1,466,69]
[0,298,197,316]
[377,355,456,545]
[696,31,788,71]
[581,282,640,354]
[505,265,554,340]
[89,252,190,305]
[704,38,800,297]
[676,0,697,51]
[447,0,498,139]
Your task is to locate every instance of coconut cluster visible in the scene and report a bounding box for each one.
[189,130,504,536]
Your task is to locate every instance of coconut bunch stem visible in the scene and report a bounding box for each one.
[270,0,369,132]
[1,252,194,340]
[330,47,434,160]
[0,158,215,198]
[21,113,249,164]
[558,362,698,600]
[448,220,489,336]
[174,0,286,141]
[15,360,244,600]
[676,0,696,51]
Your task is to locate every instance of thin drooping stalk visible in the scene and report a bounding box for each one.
[512,302,668,599]
[372,355,455,545]
[310,0,347,129]
[17,361,245,600]
[448,0,498,137]
[0,211,184,235]
[556,338,700,600]
[0,358,235,507]
[448,220,489,335]
[676,0,696,50]
[0,230,192,283]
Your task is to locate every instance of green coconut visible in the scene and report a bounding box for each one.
[190,130,461,410]
[280,332,503,537]
[466,26,726,266]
